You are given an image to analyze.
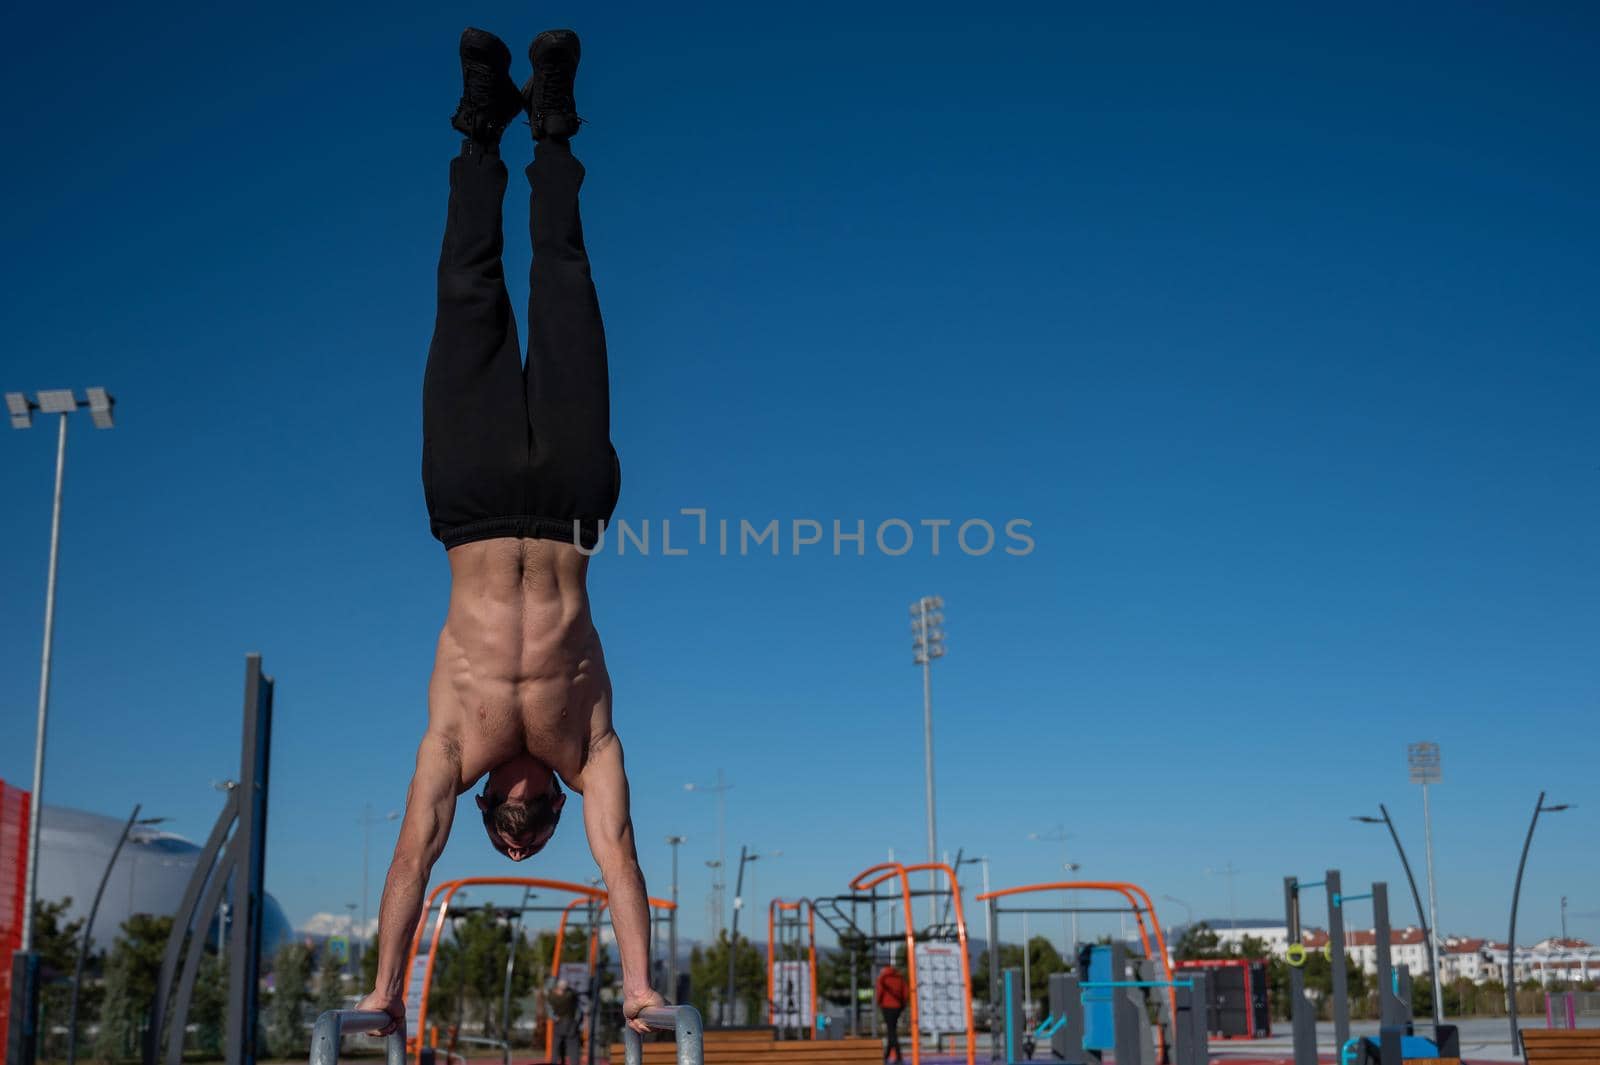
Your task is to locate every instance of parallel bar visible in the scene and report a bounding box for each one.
[308,1011,405,1065]
[623,1004,704,1065]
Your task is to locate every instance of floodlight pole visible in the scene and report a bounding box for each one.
[1408,742,1445,1025]
[20,411,68,960]
[910,596,945,925]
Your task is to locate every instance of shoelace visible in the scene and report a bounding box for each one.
[534,56,575,114]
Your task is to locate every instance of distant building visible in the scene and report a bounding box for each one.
[35,804,292,955]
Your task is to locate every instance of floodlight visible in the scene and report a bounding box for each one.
[85,387,114,429]
[36,389,77,414]
[5,392,30,429]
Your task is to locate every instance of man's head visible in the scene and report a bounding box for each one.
[476,753,566,861]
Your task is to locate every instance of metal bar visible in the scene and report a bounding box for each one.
[622,1004,703,1065]
[309,1010,406,1065]
[228,656,273,1065]
[1328,871,1349,1053]
[983,906,1142,915]
[167,834,245,1065]
[147,787,239,1065]
[1079,981,1195,989]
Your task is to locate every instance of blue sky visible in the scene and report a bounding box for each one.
[2,1,1596,955]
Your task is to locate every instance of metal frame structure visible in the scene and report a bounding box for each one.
[146,654,275,1065]
[810,862,974,1065]
[403,876,675,1063]
[1169,958,1270,1039]
[766,899,817,1039]
[977,882,1173,1065]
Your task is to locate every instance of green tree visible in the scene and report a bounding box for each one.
[427,910,553,1039]
[973,936,1067,1013]
[1174,923,1222,960]
[267,942,312,1058]
[315,945,348,1018]
[94,913,174,1062]
[189,953,229,1058]
[687,932,764,1025]
[30,897,87,1059]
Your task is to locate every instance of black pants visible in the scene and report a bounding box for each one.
[881,1007,903,1062]
[422,139,619,550]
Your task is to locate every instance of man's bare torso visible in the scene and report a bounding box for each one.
[430,536,612,790]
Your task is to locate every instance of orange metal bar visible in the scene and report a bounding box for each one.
[767,899,820,1036]
[403,875,675,1057]
[847,863,922,1065]
[900,864,976,1065]
[976,881,1176,1059]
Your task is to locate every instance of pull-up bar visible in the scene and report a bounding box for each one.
[1334,892,1372,905]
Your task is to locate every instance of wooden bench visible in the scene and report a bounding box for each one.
[610,1035,884,1065]
[1522,1030,1600,1065]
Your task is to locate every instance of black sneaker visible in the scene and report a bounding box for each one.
[451,28,524,145]
[522,29,582,140]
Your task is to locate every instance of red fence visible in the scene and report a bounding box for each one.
[0,778,32,1057]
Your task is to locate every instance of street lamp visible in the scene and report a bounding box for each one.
[1352,804,1440,1028]
[685,771,732,937]
[7,387,115,1063]
[910,596,945,923]
[725,847,765,1026]
[1161,895,1194,930]
[1407,741,1446,1024]
[66,806,165,1065]
[666,835,686,1001]
[1507,792,1573,1049]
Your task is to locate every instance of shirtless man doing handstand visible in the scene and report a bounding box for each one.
[356,25,662,1035]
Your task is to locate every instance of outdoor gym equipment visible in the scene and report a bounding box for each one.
[808,862,976,1065]
[1284,870,1458,1065]
[1170,958,1270,1039]
[309,1004,705,1065]
[767,899,818,1039]
[998,953,1208,1065]
[402,877,676,1065]
[145,655,275,1065]
[978,881,1178,1065]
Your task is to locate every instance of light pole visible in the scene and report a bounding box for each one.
[1408,742,1446,1024]
[1507,792,1572,1048]
[66,806,164,1065]
[666,835,686,1001]
[910,596,945,924]
[360,805,399,962]
[686,771,733,937]
[7,389,114,951]
[725,847,762,1026]
[7,387,114,1065]
[1352,804,1440,1028]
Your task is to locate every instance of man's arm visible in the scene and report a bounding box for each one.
[578,730,663,1031]
[356,732,461,1033]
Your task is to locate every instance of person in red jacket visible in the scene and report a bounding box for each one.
[875,964,910,1063]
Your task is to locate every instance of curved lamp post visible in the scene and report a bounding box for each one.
[1507,792,1573,1050]
[1352,804,1440,1029]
